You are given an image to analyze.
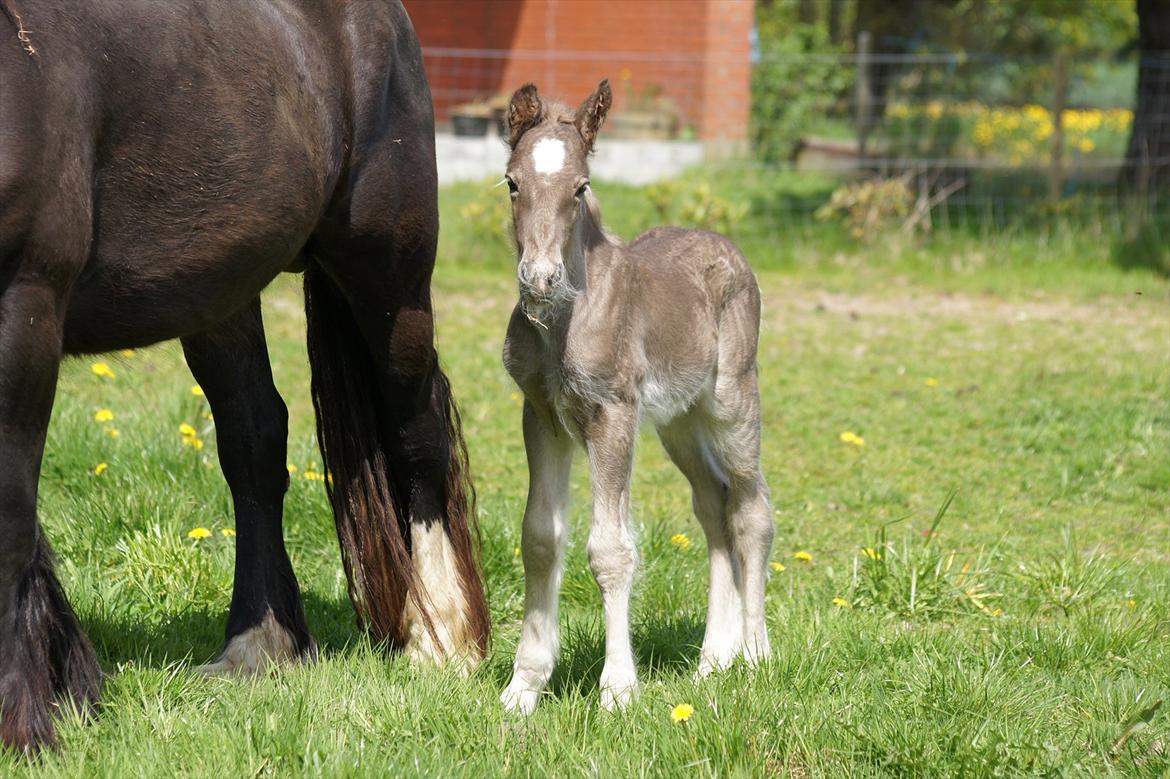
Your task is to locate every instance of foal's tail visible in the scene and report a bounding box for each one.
[303,266,489,661]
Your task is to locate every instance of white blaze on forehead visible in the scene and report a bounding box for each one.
[532,137,566,175]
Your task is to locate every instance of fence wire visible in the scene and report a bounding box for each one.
[422,46,1169,234]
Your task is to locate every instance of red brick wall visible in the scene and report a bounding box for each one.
[403,0,754,140]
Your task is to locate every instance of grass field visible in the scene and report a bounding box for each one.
[4,183,1169,776]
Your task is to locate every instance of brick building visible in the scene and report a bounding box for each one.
[402,0,754,141]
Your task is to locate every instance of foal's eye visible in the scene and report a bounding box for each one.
[575,181,589,199]
[506,177,519,196]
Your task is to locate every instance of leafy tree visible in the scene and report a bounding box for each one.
[751,6,849,162]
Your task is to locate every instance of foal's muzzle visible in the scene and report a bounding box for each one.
[518,261,565,301]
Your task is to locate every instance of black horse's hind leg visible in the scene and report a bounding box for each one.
[0,284,101,751]
[181,299,315,674]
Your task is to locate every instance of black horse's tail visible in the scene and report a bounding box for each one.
[303,266,489,660]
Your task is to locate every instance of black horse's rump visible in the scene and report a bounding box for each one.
[0,0,488,752]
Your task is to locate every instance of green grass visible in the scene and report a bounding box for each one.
[5,184,1169,776]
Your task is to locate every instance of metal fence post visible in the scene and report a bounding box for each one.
[855,31,872,169]
[1048,51,1069,202]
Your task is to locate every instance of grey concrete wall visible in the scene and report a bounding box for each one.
[435,132,705,186]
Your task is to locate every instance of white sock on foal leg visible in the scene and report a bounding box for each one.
[697,542,745,676]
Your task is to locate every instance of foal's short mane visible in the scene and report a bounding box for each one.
[579,188,620,251]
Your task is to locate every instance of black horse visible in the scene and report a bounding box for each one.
[0,0,490,752]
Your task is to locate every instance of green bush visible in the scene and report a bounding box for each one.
[751,14,849,163]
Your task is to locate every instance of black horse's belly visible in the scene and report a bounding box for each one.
[62,244,301,355]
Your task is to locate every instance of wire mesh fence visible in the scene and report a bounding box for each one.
[422,44,1168,238]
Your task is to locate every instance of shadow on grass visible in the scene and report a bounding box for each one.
[84,590,359,670]
[1111,218,1169,276]
[488,613,705,698]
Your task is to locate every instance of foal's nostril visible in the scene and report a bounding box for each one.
[518,262,563,296]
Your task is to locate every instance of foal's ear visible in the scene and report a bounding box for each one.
[507,83,544,148]
[574,79,612,151]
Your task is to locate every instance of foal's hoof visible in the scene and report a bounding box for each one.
[599,676,639,711]
[500,683,541,715]
[695,649,739,679]
[195,612,313,677]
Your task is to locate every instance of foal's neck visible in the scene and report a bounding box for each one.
[564,191,611,298]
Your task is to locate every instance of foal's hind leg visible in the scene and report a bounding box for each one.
[708,377,773,664]
[657,414,744,677]
[181,299,315,675]
[0,284,101,751]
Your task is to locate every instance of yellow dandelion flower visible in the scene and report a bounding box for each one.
[832,596,851,608]
[191,385,205,397]
[925,377,939,387]
[510,391,523,405]
[221,528,236,538]
[839,431,865,447]
[794,550,813,562]
[94,408,115,423]
[1077,137,1095,154]
[119,349,136,358]
[513,546,522,558]
[326,472,334,487]
[106,427,121,439]
[179,423,197,438]
[862,547,882,561]
[670,533,692,551]
[287,464,298,473]
[93,462,108,476]
[670,703,694,723]
[91,362,115,379]
[192,438,205,450]
[1127,599,1136,610]
[303,469,322,481]
[187,527,212,539]
[770,561,786,572]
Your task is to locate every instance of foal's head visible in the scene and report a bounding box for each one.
[504,80,612,312]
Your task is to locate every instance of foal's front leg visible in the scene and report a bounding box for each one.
[585,402,640,710]
[501,400,573,714]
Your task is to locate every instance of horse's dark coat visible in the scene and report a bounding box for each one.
[0,0,489,752]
